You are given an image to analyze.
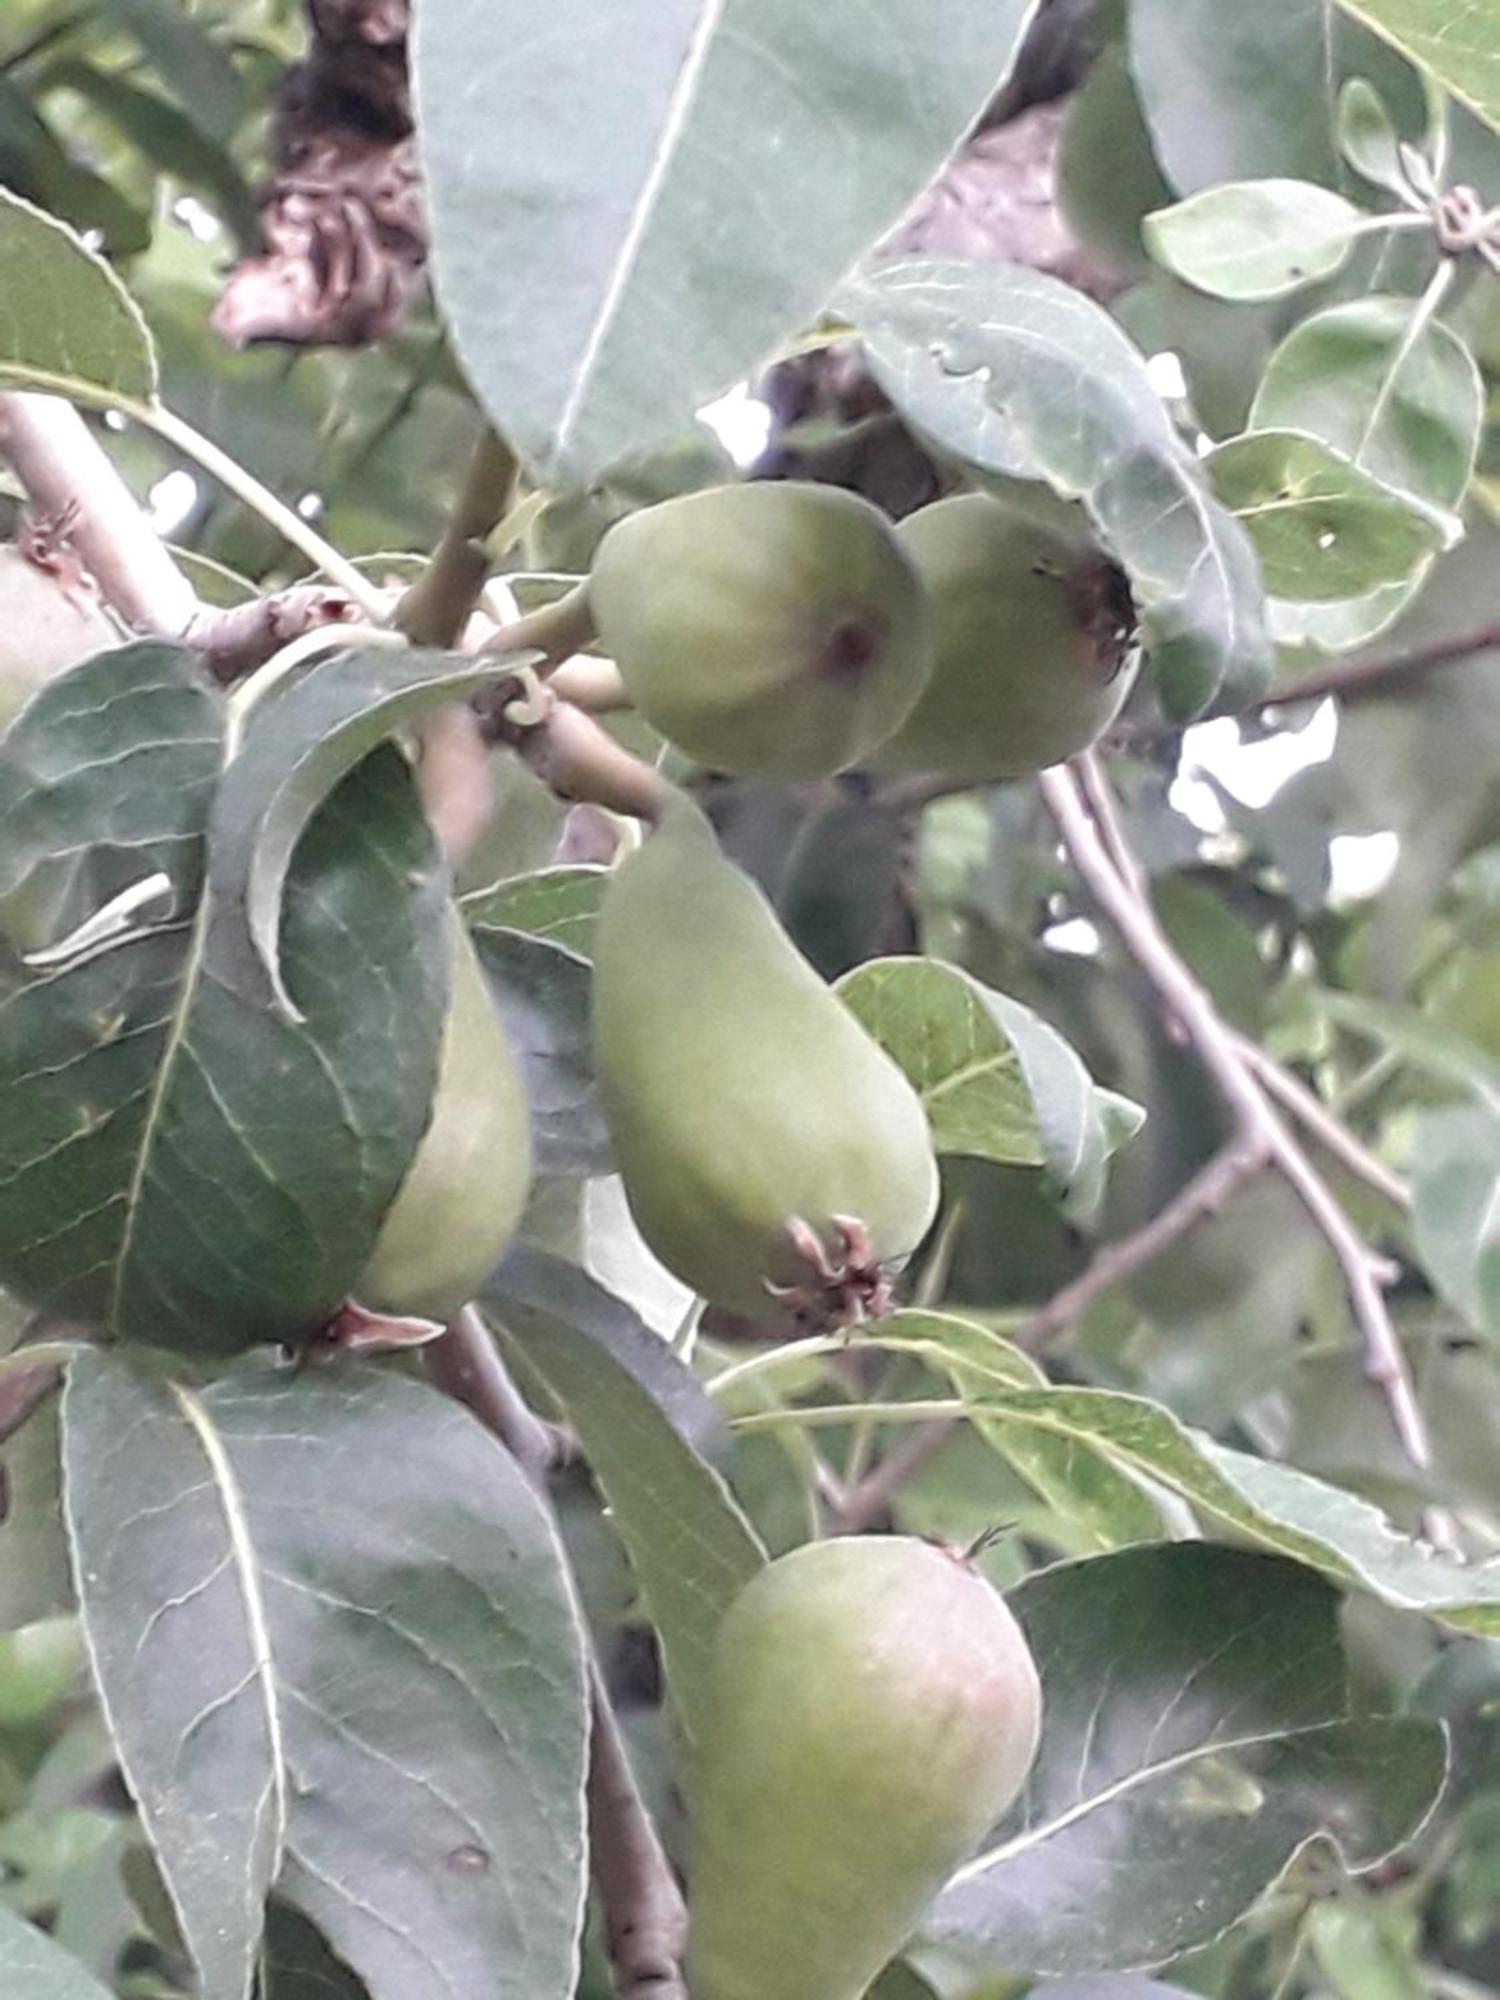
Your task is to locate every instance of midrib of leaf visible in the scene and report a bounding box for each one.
[553,0,727,455]
[948,1717,1345,1884]
[168,1381,290,1863]
[109,873,214,1329]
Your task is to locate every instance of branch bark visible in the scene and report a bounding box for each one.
[1041,755,1433,1475]
[426,1310,689,2000]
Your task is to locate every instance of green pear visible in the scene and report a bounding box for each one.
[688,1537,1043,2000]
[587,482,931,779]
[592,799,938,1323]
[356,917,531,1320]
[0,546,120,733]
[877,492,1137,780]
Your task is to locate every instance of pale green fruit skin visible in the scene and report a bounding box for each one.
[593,802,938,1316]
[0,1616,83,1728]
[688,1538,1043,2000]
[357,919,532,1318]
[877,493,1137,780]
[588,482,931,779]
[0,547,120,732]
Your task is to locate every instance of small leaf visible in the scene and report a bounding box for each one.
[0,187,156,404]
[1333,0,1500,137]
[62,1351,589,2000]
[259,1903,370,2000]
[0,1905,113,1999]
[0,1391,71,1632]
[928,1544,1448,1974]
[487,1247,766,1744]
[1338,77,1410,193]
[1145,180,1368,300]
[838,258,1271,716]
[415,0,1038,483]
[1207,429,1453,600]
[836,957,1141,1218]
[460,867,609,958]
[470,929,611,1177]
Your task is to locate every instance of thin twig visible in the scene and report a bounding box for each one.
[1229,1031,1412,1214]
[425,1309,688,2000]
[395,427,519,649]
[1016,1136,1272,1350]
[1040,762,1434,1474]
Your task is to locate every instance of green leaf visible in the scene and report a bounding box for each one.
[1410,1101,1500,1336]
[469,929,610,1178]
[1251,296,1484,650]
[259,1903,370,2000]
[0,646,451,1355]
[414,0,1037,483]
[0,1905,113,1999]
[1338,76,1411,193]
[928,1544,1448,1974]
[0,186,156,403]
[214,645,536,1019]
[956,1382,1500,1635]
[1333,0,1500,136]
[460,867,610,958]
[1145,179,1369,300]
[1207,429,1453,599]
[0,1391,71,1632]
[62,1351,589,2000]
[487,1248,766,1745]
[836,957,1142,1219]
[109,0,246,143]
[1129,0,1425,193]
[838,258,1271,717]
[867,1312,1169,1549]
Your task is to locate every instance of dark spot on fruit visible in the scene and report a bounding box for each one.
[819,613,884,681]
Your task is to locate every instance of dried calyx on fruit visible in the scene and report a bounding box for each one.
[877,488,1138,780]
[688,1535,1043,2000]
[586,480,931,778]
[355,915,531,1323]
[591,794,938,1327]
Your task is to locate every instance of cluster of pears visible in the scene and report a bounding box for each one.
[592,793,939,1326]
[587,480,1138,783]
[687,1535,1043,2000]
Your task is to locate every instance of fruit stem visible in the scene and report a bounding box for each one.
[396,425,521,648]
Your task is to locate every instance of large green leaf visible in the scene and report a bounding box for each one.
[62,1352,589,2000]
[838,259,1271,717]
[414,0,1036,483]
[0,186,156,403]
[1130,0,1424,193]
[1333,0,1500,135]
[0,646,450,1354]
[469,930,610,1178]
[0,1392,71,1632]
[213,645,535,1019]
[460,867,610,959]
[929,1544,1447,1973]
[836,958,1143,1220]
[0,1905,113,1999]
[958,1383,1500,1635]
[487,1249,765,1745]
[259,1904,370,2000]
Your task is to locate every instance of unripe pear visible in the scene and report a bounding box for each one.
[877,492,1137,780]
[587,482,931,778]
[592,799,938,1325]
[356,917,531,1320]
[688,1537,1042,2000]
[0,546,119,732]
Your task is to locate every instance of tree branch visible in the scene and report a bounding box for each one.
[426,1310,688,2000]
[0,390,362,676]
[1228,1030,1411,1214]
[1017,1136,1271,1349]
[1040,757,1434,1476]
